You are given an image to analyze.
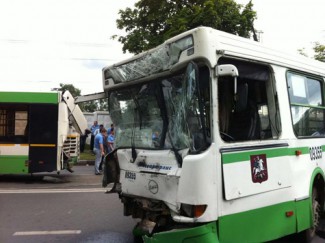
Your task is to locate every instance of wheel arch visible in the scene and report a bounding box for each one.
[297,168,325,233]
[309,168,325,210]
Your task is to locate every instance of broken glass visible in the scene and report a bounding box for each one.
[104,35,194,83]
[108,62,204,153]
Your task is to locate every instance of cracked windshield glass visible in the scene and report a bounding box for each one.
[108,64,203,152]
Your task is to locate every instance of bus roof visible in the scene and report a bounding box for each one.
[102,27,325,89]
[0,91,60,104]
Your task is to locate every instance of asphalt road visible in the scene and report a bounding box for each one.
[1,165,325,243]
[0,165,136,243]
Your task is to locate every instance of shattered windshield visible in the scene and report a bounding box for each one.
[109,63,206,151]
[104,35,194,84]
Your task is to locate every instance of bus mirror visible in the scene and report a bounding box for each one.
[215,64,239,102]
[215,64,239,77]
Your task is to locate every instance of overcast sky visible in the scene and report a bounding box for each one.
[0,0,324,95]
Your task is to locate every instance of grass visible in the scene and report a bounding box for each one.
[80,144,95,161]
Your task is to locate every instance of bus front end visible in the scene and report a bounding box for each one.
[103,28,219,242]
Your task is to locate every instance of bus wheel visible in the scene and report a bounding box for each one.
[305,187,321,242]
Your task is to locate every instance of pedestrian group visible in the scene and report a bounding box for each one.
[90,121,115,175]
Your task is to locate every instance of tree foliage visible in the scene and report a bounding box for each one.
[313,42,325,62]
[114,0,257,54]
[59,83,81,97]
[298,43,325,63]
[82,101,97,112]
[297,48,308,57]
[81,100,108,112]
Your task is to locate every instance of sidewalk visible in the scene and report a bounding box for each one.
[68,162,107,189]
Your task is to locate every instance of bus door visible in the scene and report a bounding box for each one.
[28,104,58,173]
[217,59,292,199]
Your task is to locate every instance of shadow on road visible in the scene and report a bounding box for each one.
[0,165,102,189]
[0,174,70,184]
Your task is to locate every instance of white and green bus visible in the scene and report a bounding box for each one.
[0,90,87,174]
[101,27,325,242]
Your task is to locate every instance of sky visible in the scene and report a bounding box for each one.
[239,0,325,54]
[0,0,324,95]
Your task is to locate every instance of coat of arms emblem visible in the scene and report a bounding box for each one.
[250,154,268,183]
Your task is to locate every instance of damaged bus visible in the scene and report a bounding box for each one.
[100,27,325,242]
[0,90,87,174]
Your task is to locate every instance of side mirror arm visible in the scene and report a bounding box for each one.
[215,64,239,101]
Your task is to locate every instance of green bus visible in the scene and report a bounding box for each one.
[0,90,87,174]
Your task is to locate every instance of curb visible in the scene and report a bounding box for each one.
[76,160,95,166]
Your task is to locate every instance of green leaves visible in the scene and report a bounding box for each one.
[115,0,257,54]
[59,83,81,97]
[313,42,325,62]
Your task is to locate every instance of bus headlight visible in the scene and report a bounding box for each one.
[180,203,207,218]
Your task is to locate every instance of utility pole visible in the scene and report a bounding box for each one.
[251,25,258,42]
[256,30,264,43]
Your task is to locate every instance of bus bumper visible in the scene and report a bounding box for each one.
[143,222,219,243]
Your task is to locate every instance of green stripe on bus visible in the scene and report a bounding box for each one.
[144,199,310,243]
[222,146,312,164]
[144,221,218,243]
[0,92,58,104]
[219,200,308,242]
[0,155,29,174]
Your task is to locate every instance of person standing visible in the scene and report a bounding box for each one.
[80,129,91,152]
[107,129,115,153]
[107,123,114,135]
[93,128,107,175]
[94,124,104,137]
[90,121,99,151]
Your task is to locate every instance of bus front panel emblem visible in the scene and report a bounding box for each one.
[148,180,159,194]
[250,154,268,183]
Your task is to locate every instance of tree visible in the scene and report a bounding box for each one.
[59,83,81,97]
[297,42,325,63]
[82,101,98,112]
[98,99,108,111]
[297,48,308,57]
[313,42,325,62]
[114,0,257,54]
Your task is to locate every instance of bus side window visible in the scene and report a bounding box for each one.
[218,58,278,142]
[0,106,28,143]
[287,72,325,137]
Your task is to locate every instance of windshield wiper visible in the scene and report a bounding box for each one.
[169,136,183,167]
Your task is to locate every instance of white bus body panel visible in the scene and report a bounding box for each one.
[62,91,88,135]
[58,102,69,147]
[222,144,292,200]
[118,149,180,211]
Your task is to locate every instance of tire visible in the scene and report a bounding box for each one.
[304,187,321,242]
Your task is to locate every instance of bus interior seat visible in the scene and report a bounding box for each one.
[228,82,261,141]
